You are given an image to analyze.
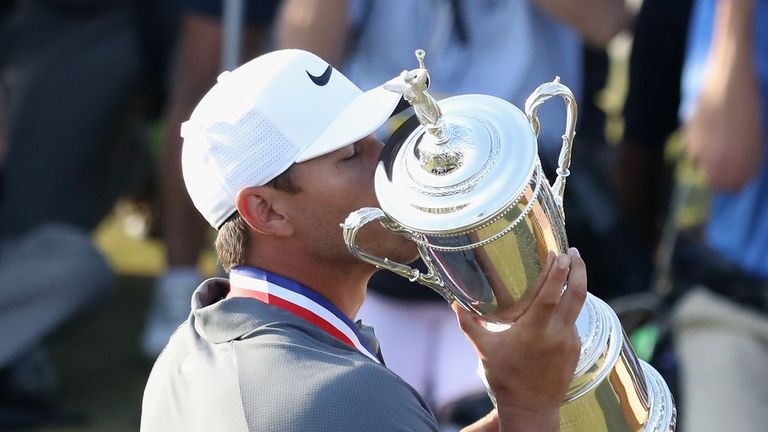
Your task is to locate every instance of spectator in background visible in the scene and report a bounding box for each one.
[0,0,135,426]
[0,0,140,236]
[276,0,629,424]
[673,0,768,430]
[142,0,281,359]
[279,0,628,158]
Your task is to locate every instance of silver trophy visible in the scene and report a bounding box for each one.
[342,50,675,431]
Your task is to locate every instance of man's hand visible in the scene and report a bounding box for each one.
[455,248,587,432]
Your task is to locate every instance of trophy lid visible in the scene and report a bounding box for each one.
[376,51,538,235]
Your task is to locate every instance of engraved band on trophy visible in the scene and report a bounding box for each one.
[341,50,676,431]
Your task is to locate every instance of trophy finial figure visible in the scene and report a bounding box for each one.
[415,48,427,69]
[384,50,445,140]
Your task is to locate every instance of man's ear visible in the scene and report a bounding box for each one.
[235,186,294,237]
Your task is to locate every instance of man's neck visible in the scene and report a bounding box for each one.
[243,253,373,320]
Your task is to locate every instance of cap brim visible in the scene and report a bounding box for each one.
[295,86,402,163]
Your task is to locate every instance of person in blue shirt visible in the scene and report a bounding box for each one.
[674,0,768,430]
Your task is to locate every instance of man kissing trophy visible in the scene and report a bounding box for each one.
[343,50,676,432]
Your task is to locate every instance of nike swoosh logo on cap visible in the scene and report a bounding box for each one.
[306,65,333,86]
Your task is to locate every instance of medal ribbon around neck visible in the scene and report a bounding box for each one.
[228,266,380,364]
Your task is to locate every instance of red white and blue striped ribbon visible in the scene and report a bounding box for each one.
[228,266,380,364]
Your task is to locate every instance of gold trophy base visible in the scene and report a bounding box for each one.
[561,294,676,431]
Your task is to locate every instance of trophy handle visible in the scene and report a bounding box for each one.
[341,207,451,300]
[524,77,578,219]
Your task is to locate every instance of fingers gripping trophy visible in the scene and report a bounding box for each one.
[342,50,676,431]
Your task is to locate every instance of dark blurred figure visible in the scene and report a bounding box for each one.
[612,0,694,404]
[671,0,768,430]
[570,0,698,307]
[0,0,147,427]
[0,0,141,235]
[559,43,654,302]
[619,0,694,251]
[141,0,282,360]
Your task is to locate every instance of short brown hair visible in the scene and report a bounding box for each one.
[215,167,300,272]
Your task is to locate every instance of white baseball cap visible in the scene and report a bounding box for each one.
[180,49,401,229]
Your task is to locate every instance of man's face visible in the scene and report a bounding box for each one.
[282,134,417,266]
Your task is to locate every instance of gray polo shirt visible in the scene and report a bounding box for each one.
[141,278,439,431]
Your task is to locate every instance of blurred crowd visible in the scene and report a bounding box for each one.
[0,0,766,430]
